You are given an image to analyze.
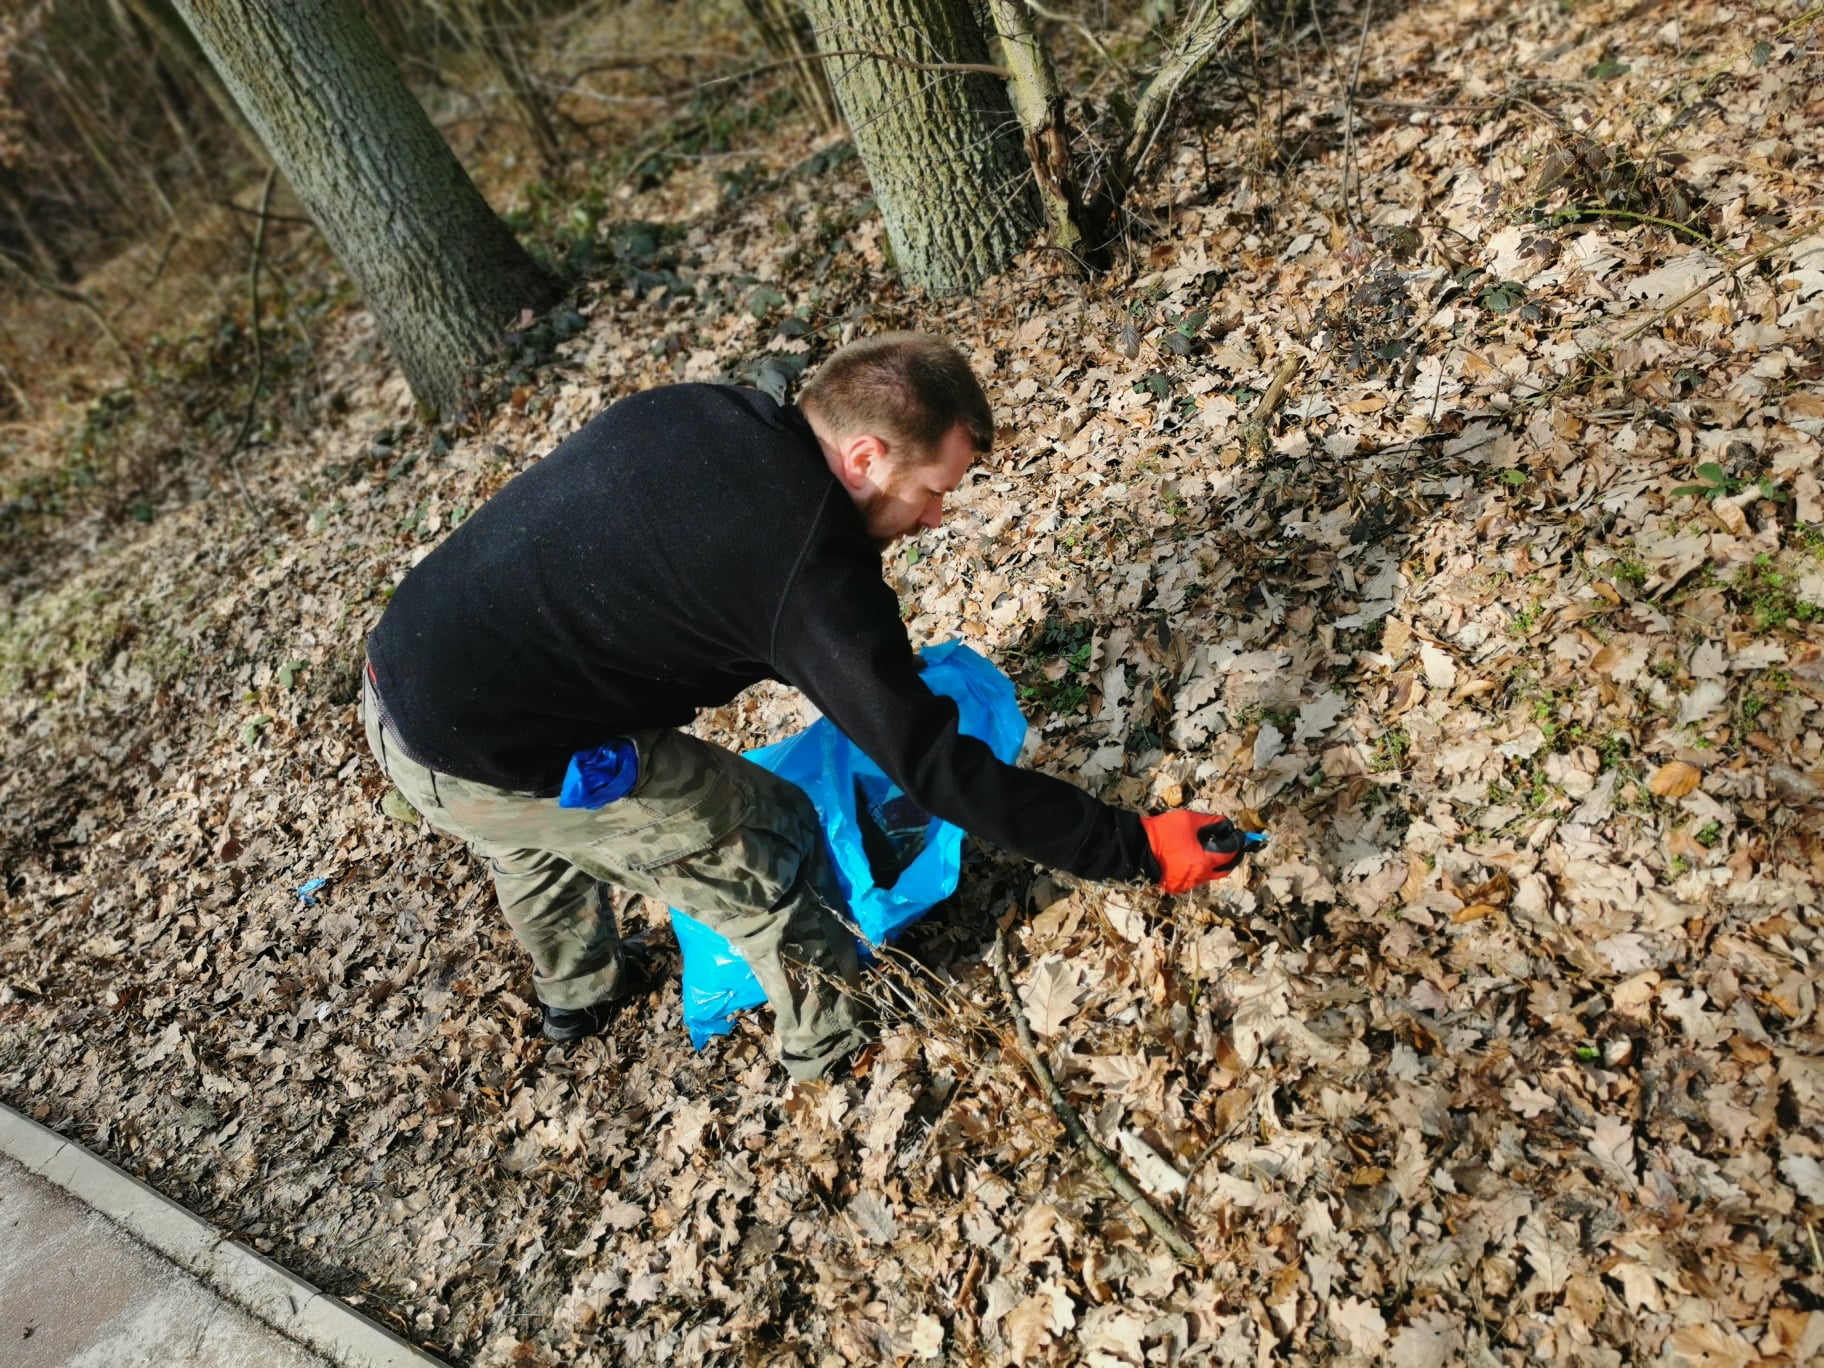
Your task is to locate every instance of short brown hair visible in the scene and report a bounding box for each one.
[798,333,994,462]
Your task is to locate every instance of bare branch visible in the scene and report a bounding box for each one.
[992,926,1203,1268]
[1122,0,1255,178]
[0,249,133,366]
[1341,0,1375,228]
[211,199,317,229]
[1023,0,1131,79]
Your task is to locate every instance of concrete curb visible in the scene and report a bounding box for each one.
[0,1103,442,1366]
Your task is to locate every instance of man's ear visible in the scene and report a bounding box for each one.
[836,432,890,491]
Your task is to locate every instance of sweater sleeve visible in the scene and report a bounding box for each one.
[770,498,1159,884]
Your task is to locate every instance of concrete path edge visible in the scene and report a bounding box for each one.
[0,1102,442,1366]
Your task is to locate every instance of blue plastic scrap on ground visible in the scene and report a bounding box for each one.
[671,640,1027,1047]
[295,877,328,905]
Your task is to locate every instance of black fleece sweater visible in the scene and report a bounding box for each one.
[367,384,1155,883]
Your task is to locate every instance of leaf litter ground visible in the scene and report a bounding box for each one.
[3,1,1823,1363]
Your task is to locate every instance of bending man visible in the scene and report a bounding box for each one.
[361,333,1239,1081]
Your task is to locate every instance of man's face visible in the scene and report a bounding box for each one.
[856,423,976,548]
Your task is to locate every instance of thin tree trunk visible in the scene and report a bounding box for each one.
[739,0,839,131]
[1123,0,1254,179]
[31,47,149,225]
[171,0,559,414]
[107,0,207,182]
[447,0,565,171]
[59,18,185,223]
[800,0,1039,296]
[0,178,71,283]
[986,0,1091,265]
[361,0,421,60]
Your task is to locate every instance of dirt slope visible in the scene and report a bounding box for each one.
[3,0,1822,1363]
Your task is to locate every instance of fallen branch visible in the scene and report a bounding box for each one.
[1544,204,1719,248]
[1616,218,1820,344]
[1240,354,1305,456]
[991,925,1203,1268]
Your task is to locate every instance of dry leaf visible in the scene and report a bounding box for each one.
[1021,956,1085,1037]
[848,1192,899,1245]
[1329,1296,1388,1356]
[1115,1130,1189,1196]
[1419,642,1458,690]
[1588,1114,1635,1175]
[1648,760,1702,798]
[6,4,1821,1362]
[1388,1313,1465,1368]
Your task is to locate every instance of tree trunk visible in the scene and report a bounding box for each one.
[170,0,558,414]
[800,0,1039,297]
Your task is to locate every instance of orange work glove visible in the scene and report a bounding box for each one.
[1141,810,1245,894]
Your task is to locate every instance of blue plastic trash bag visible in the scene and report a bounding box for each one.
[672,640,1026,1047]
[559,737,639,809]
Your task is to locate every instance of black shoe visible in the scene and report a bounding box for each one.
[540,941,664,1043]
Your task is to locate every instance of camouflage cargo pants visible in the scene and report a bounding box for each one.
[360,670,869,1080]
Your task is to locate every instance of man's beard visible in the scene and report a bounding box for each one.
[859,488,908,549]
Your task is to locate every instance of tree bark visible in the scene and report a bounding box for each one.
[800,0,1039,297]
[170,0,558,413]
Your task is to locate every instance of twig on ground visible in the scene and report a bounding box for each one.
[224,168,278,520]
[1544,204,1718,247]
[1616,219,1821,344]
[1240,354,1305,456]
[991,925,1203,1267]
[0,358,34,419]
[1359,431,1457,459]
